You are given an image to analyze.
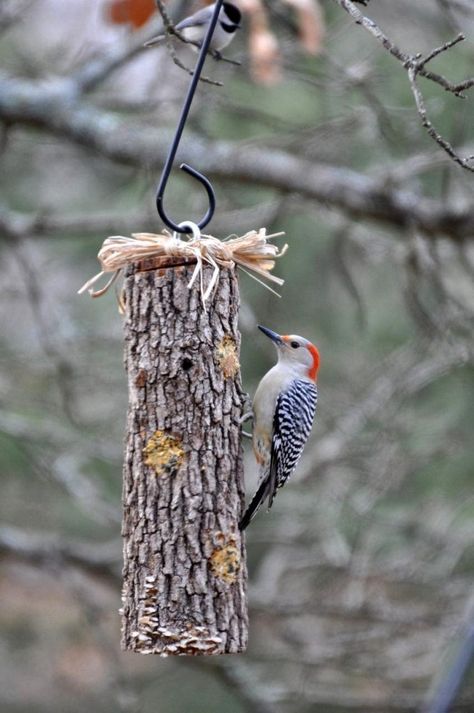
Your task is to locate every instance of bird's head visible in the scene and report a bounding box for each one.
[222,2,242,30]
[258,325,320,381]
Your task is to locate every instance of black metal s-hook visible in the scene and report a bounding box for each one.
[156,0,224,233]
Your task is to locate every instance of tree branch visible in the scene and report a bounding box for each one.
[0,525,121,581]
[0,75,473,239]
[331,0,474,170]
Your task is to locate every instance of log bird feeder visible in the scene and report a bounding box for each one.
[121,0,248,656]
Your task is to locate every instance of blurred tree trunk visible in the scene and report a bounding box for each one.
[121,261,248,655]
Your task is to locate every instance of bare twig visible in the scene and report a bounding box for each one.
[416,34,465,72]
[165,35,224,87]
[406,68,474,171]
[331,0,474,170]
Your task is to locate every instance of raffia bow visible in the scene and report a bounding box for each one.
[78,228,288,305]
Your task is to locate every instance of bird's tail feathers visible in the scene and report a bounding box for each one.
[239,477,272,531]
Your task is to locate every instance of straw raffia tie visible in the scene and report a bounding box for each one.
[78,229,288,305]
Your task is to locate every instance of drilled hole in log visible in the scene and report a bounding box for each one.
[181,357,193,372]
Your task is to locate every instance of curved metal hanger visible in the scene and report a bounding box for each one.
[156,0,224,234]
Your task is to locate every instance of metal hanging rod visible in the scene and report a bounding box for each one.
[156,0,224,234]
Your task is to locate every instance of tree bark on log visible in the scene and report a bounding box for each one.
[120,261,248,655]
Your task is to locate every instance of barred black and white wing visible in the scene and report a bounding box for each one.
[239,379,317,530]
[268,379,317,505]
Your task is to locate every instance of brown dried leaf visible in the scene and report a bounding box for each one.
[105,0,157,28]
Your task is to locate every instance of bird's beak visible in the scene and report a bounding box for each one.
[258,325,283,346]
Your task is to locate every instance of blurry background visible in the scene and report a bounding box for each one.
[0,0,474,711]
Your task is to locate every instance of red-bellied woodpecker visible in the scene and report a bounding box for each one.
[239,325,320,530]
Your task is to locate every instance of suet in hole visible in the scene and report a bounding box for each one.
[143,431,185,476]
[209,534,240,584]
[216,335,240,379]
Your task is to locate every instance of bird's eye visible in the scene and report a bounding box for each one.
[290,341,300,349]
